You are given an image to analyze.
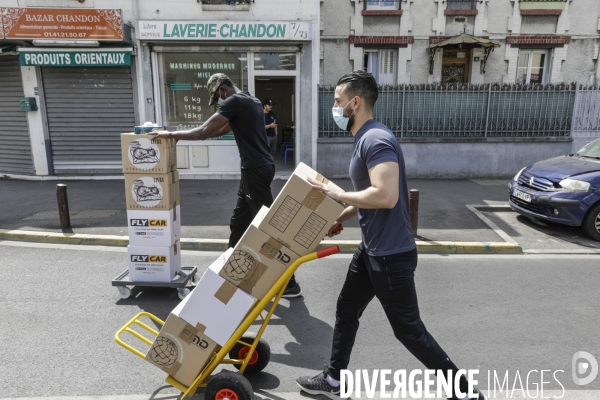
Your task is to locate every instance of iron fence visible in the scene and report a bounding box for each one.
[318,83,599,139]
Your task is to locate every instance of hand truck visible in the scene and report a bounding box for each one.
[115,245,341,400]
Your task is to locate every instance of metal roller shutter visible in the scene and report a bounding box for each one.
[42,66,135,174]
[0,56,34,175]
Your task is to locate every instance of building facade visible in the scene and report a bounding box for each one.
[317,0,600,178]
[0,0,599,179]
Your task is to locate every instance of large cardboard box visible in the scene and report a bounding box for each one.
[178,253,256,346]
[145,298,218,386]
[121,133,176,174]
[125,171,180,211]
[216,207,301,300]
[128,240,181,282]
[257,162,345,255]
[127,205,181,247]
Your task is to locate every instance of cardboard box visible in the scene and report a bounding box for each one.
[128,240,181,282]
[257,162,345,255]
[145,298,218,386]
[121,133,176,174]
[127,205,181,247]
[216,207,301,300]
[178,253,256,346]
[125,171,180,211]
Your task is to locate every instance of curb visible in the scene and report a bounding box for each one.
[0,229,523,254]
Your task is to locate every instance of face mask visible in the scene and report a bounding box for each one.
[217,88,226,105]
[332,98,356,131]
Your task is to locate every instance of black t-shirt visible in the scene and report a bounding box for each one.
[217,92,274,169]
[264,111,276,137]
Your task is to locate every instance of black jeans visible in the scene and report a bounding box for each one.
[229,164,275,248]
[328,244,464,389]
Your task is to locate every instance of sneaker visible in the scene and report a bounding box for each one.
[282,283,302,298]
[297,367,341,399]
[448,387,485,400]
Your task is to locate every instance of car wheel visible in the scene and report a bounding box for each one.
[581,202,600,241]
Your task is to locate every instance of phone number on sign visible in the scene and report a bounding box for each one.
[44,32,87,38]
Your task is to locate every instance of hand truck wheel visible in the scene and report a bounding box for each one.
[229,334,271,374]
[178,288,191,300]
[205,370,253,400]
[117,286,131,300]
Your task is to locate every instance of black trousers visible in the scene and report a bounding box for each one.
[328,244,463,388]
[228,164,275,248]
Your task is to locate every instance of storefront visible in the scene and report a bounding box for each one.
[0,7,136,175]
[137,20,318,176]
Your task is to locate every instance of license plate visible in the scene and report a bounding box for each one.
[513,189,532,203]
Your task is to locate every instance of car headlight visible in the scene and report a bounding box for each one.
[513,167,526,182]
[558,178,591,192]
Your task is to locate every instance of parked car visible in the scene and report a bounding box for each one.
[508,138,600,241]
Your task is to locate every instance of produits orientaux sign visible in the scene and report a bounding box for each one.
[137,20,311,41]
[19,50,131,67]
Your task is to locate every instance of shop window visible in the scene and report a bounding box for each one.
[446,0,477,10]
[158,52,248,131]
[516,50,551,84]
[366,0,398,10]
[364,49,397,85]
[253,52,296,70]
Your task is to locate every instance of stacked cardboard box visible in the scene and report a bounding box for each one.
[144,162,345,385]
[121,133,181,282]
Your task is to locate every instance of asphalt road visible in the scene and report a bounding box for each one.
[1,241,600,399]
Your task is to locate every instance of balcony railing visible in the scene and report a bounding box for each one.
[446,0,477,11]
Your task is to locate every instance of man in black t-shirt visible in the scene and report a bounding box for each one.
[263,99,278,155]
[150,73,301,298]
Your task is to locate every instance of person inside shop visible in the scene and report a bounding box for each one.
[295,70,485,399]
[148,73,302,298]
[263,99,278,156]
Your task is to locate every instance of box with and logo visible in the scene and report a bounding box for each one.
[145,296,219,386]
[127,205,181,247]
[121,133,176,174]
[256,162,345,255]
[125,170,180,211]
[216,206,301,300]
[177,249,256,346]
[127,240,181,282]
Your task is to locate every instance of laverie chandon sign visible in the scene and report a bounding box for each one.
[137,20,311,41]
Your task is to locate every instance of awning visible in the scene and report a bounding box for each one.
[0,45,18,54]
[428,33,500,74]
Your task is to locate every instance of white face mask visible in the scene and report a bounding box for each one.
[217,88,226,105]
[332,98,356,131]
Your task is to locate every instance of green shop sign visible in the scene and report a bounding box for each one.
[19,50,131,67]
[138,20,311,41]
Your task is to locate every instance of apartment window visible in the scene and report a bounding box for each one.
[446,0,477,10]
[366,0,397,10]
[516,50,551,84]
[364,49,397,85]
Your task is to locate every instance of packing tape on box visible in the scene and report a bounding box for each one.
[302,188,326,211]
[260,237,283,260]
[195,323,207,334]
[237,261,268,293]
[315,173,330,184]
[214,281,237,304]
[179,323,199,344]
[162,360,182,375]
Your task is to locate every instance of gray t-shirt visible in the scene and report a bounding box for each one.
[349,119,416,256]
[217,91,274,169]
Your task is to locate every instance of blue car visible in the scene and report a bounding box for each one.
[508,138,600,241]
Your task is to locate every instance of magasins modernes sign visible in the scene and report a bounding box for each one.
[137,20,311,41]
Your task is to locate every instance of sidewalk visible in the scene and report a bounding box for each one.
[0,177,519,253]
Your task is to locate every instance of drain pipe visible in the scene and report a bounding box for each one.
[132,0,148,123]
[596,49,600,85]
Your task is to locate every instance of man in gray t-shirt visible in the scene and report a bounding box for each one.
[297,71,485,400]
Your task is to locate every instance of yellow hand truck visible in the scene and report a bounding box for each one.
[115,245,341,400]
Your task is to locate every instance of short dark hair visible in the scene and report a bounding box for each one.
[221,78,234,88]
[336,70,378,110]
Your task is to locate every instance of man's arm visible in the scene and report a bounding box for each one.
[150,113,230,141]
[307,161,399,210]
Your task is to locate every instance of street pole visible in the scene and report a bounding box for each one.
[56,184,71,229]
[409,189,419,236]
